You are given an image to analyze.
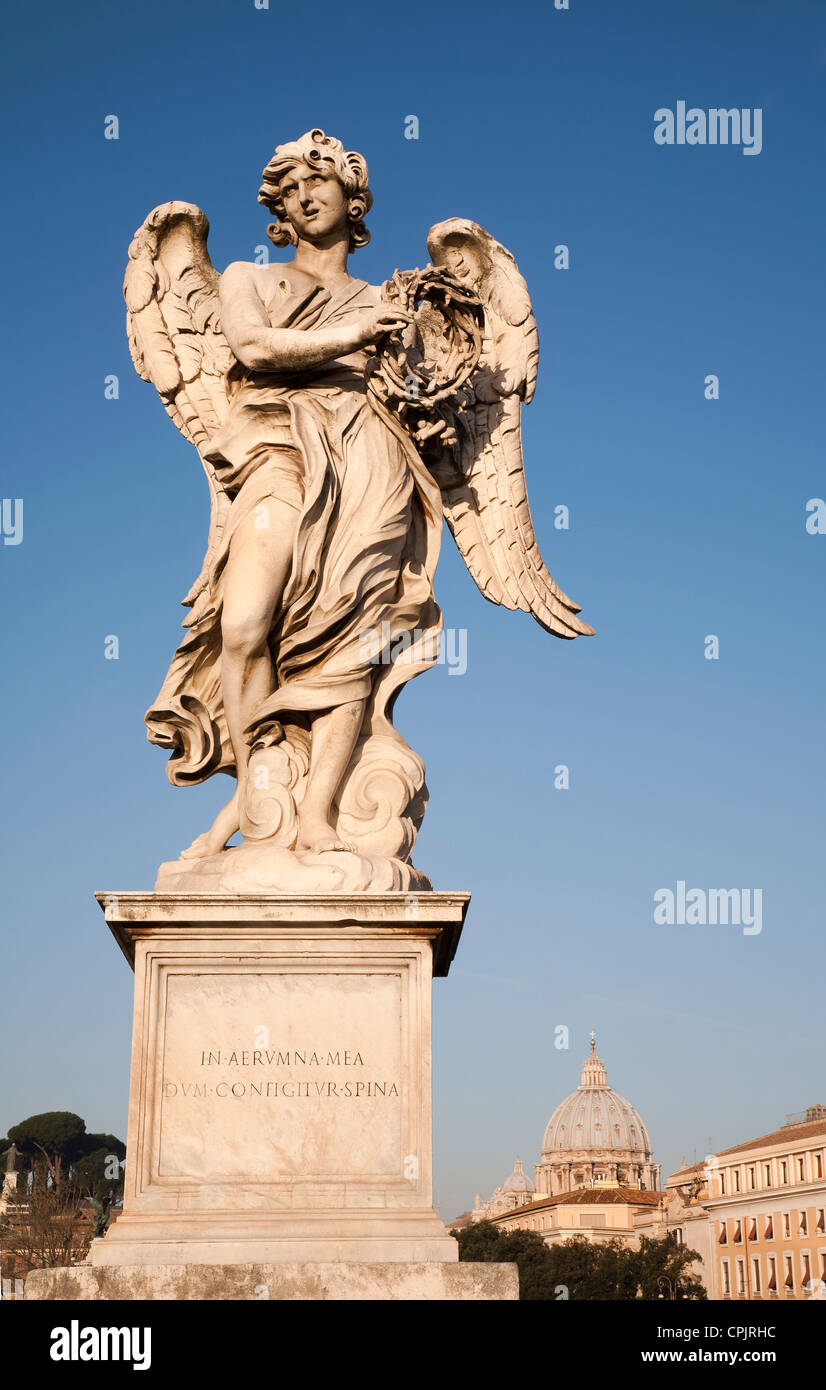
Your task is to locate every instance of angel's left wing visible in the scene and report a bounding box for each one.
[124,201,234,607]
[427,218,593,639]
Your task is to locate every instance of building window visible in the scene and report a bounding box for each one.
[816,1154,823,1180]
[783,1212,791,1239]
[675,1228,684,1245]
[733,1220,742,1244]
[764,1216,774,1240]
[801,1254,811,1290]
[737,1260,746,1296]
[816,1209,825,1235]
[718,1223,728,1245]
[720,1172,726,1196]
[748,1166,756,1190]
[722,1261,731,1296]
[784,1256,794,1292]
[752,1258,761,1294]
[781,1161,788,1184]
[733,1170,741,1193]
[748,1217,758,1241]
[764,1163,772,1188]
[767,1256,777,1294]
[799,1211,808,1236]
[797,1157,805,1182]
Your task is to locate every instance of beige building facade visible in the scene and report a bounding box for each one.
[490,1185,662,1246]
[703,1108,826,1301]
[634,1107,826,1300]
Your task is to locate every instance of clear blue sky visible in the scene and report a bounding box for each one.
[1,0,824,1222]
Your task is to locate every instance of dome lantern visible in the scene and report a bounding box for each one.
[580,1032,608,1088]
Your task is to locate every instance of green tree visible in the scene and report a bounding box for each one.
[7,1112,88,1186]
[497,1229,562,1300]
[5,1113,126,1203]
[70,1143,126,1201]
[458,1223,707,1300]
[545,1234,612,1299]
[457,1221,559,1300]
[455,1219,503,1263]
[636,1232,707,1300]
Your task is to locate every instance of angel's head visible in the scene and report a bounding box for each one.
[259,129,372,253]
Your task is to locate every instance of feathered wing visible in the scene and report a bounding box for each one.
[426,218,593,639]
[124,201,233,607]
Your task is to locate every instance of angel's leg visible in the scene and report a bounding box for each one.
[296,699,366,854]
[222,496,298,773]
[179,790,244,860]
[182,495,298,858]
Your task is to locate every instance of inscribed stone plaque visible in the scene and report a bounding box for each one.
[157,969,403,1183]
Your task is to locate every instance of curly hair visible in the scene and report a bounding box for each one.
[258,129,372,252]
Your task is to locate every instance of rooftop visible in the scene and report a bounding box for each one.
[667,1112,826,1182]
[489,1186,662,1220]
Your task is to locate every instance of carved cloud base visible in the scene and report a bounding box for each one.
[155,843,432,894]
[87,891,468,1272]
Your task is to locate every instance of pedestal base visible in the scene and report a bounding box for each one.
[25,1260,518,1301]
[87,1211,457,1266]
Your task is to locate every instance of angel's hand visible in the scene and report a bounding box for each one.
[346,304,415,349]
[414,418,458,448]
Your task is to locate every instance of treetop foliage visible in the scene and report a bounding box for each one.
[457,1221,707,1300]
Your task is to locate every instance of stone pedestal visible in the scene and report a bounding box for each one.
[96,890,468,1266]
[25,890,515,1299]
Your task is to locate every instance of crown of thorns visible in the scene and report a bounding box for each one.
[368,267,483,412]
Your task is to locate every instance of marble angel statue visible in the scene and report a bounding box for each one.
[124,129,592,893]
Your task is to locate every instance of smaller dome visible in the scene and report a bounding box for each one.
[502,1156,535,1194]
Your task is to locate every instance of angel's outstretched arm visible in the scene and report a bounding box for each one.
[219,264,410,372]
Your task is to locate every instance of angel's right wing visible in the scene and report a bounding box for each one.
[427,218,593,640]
[124,202,234,606]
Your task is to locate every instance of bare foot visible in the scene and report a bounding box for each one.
[179,787,241,859]
[296,813,351,855]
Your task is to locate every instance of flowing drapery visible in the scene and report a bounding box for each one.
[145,278,444,786]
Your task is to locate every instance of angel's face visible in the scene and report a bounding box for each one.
[278,162,348,243]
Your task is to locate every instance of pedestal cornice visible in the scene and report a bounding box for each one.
[96,891,470,978]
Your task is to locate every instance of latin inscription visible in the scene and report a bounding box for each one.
[163,1046,399,1101]
[199,1049,365,1066]
[164,1080,399,1098]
